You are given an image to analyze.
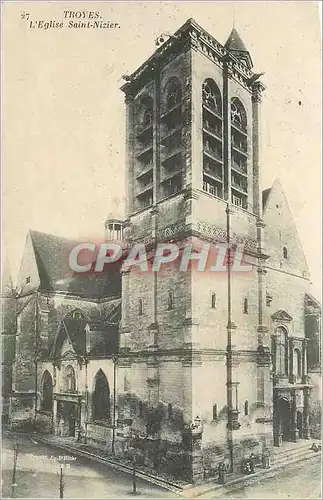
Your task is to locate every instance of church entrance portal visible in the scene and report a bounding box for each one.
[278,397,291,442]
[57,401,78,438]
[274,396,293,446]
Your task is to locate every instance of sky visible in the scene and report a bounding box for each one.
[2,1,322,297]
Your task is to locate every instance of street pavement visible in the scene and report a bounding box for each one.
[1,434,178,498]
[199,456,322,499]
[2,433,321,499]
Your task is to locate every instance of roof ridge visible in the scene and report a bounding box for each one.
[29,229,82,244]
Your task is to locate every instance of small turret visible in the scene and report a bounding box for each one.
[224,27,253,69]
[104,218,124,242]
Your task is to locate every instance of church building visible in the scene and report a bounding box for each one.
[2,19,321,483]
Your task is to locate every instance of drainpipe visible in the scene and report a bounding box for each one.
[223,54,234,474]
[112,353,117,454]
[33,291,39,428]
[226,203,234,473]
[85,359,88,444]
[152,53,161,350]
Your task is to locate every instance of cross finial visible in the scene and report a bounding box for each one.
[232,2,236,29]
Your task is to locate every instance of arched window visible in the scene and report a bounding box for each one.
[40,371,53,411]
[124,374,130,392]
[138,400,144,417]
[212,403,218,421]
[293,349,302,377]
[93,369,110,421]
[276,327,289,375]
[244,400,249,416]
[243,297,249,314]
[165,80,181,110]
[167,403,173,420]
[202,79,222,114]
[63,365,76,392]
[167,290,174,310]
[138,96,153,128]
[283,246,288,259]
[231,98,247,130]
[143,107,153,127]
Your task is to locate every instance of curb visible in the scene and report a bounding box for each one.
[186,452,321,498]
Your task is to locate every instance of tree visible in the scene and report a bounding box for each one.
[11,440,20,498]
[58,465,65,499]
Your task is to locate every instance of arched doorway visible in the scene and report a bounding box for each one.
[278,397,291,442]
[58,365,78,437]
[40,371,53,412]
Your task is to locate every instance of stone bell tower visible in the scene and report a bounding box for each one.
[118,19,271,482]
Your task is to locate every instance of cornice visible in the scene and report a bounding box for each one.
[121,19,263,97]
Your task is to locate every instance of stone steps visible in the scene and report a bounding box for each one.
[273,441,321,467]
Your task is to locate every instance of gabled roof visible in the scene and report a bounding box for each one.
[29,230,121,300]
[262,179,311,280]
[305,293,321,311]
[262,188,272,212]
[224,27,248,52]
[51,311,88,359]
[271,310,293,322]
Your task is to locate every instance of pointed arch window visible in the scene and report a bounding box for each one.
[93,369,111,422]
[244,400,249,416]
[283,246,288,259]
[40,371,53,412]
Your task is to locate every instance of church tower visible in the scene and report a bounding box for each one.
[118,19,272,481]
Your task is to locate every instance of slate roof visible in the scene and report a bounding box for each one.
[30,230,121,300]
[224,28,248,53]
[262,188,272,212]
